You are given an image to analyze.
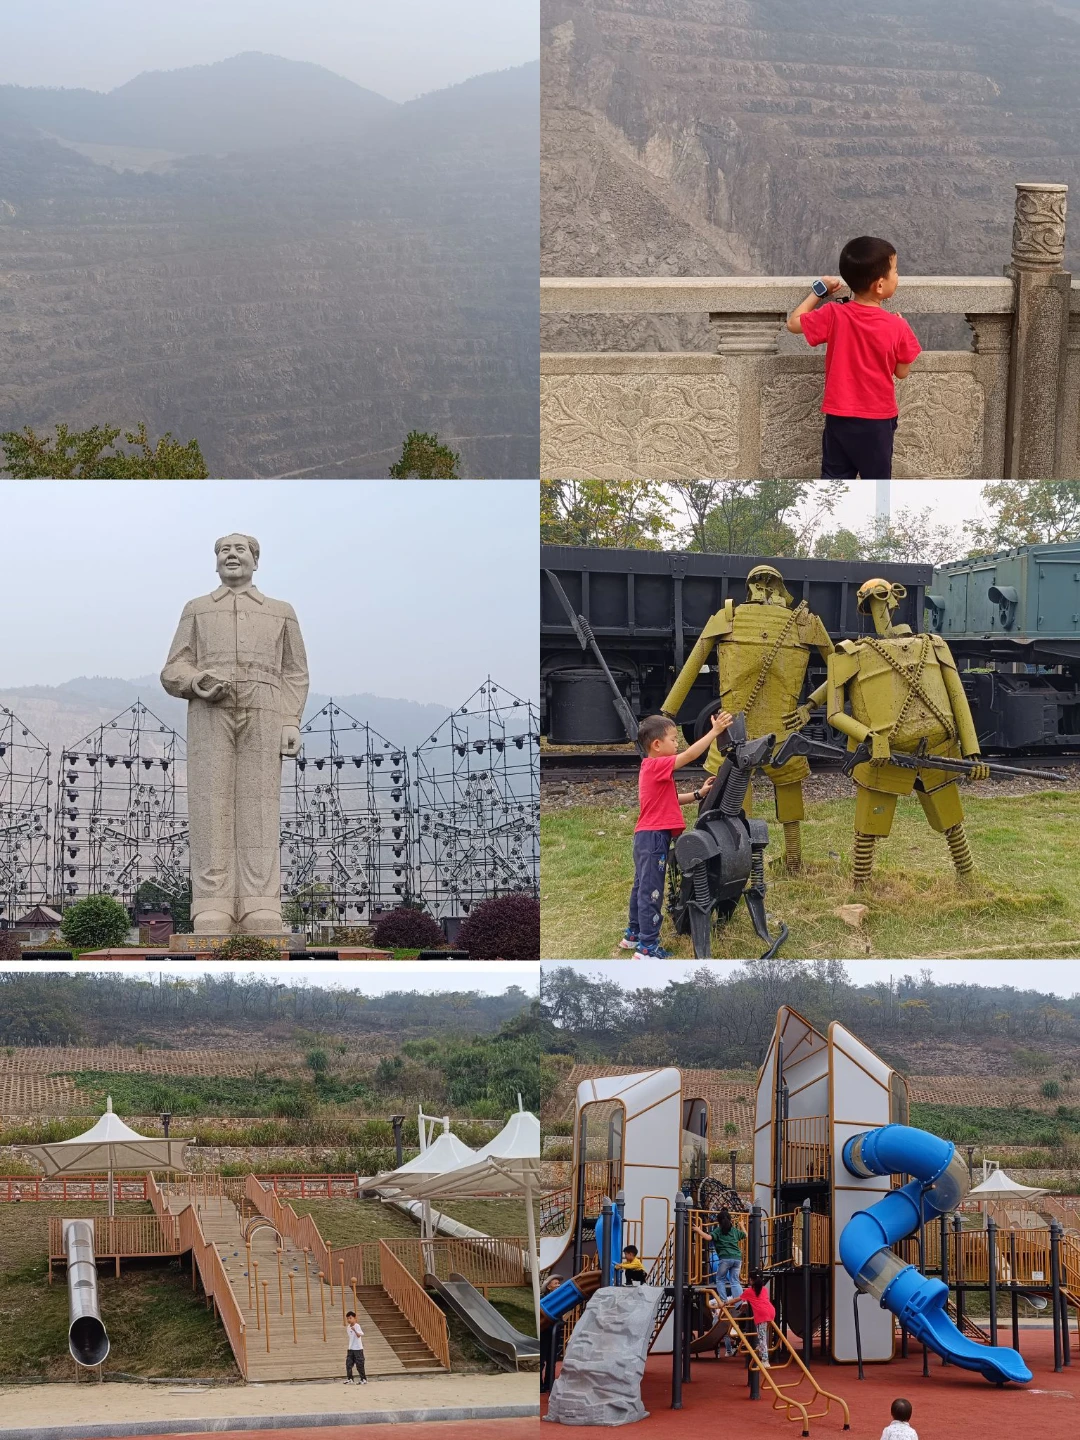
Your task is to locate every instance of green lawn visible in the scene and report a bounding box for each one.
[0,1202,237,1381]
[909,1103,1080,1148]
[541,788,1079,959]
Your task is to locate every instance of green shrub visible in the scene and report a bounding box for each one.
[60,894,130,949]
[270,1094,312,1120]
[212,935,282,963]
[1041,1080,1062,1100]
[0,932,21,963]
[306,1049,329,1076]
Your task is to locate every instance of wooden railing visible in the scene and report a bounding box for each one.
[379,1240,450,1371]
[379,1234,529,1288]
[176,1203,248,1377]
[782,1118,830,1185]
[148,1171,248,1378]
[48,1214,179,1260]
[0,1173,362,1203]
[244,1173,375,1292]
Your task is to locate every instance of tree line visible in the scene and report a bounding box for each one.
[0,971,534,1046]
[539,962,1080,1071]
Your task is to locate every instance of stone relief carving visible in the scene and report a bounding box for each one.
[1011,184,1068,270]
[894,373,984,479]
[540,372,740,479]
[759,374,825,478]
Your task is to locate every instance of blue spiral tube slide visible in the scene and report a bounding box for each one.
[839,1124,1031,1385]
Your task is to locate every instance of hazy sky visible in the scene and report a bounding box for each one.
[4,959,539,992]
[0,481,538,705]
[542,959,1080,998]
[1,0,539,102]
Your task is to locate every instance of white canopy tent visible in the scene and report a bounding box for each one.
[22,1097,189,1216]
[372,1123,479,1241]
[401,1102,542,1334]
[966,1168,1050,1218]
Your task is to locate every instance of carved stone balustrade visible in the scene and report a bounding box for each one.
[541,182,1078,481]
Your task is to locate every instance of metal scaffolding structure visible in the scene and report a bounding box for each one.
[53,704,189,908]
[281,700,412,936]
[0,708,52,922]
[412,677,540,921]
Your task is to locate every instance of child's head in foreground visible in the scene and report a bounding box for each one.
[346,1310,356,1319]
[749,1269,766,1294]
[891,1398,912,1422]
[839,235,898,300]
[638,713,678,757]
[623,1245,639,1259]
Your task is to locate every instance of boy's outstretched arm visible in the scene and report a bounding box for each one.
[675,709,734,769]
[786,276,843,333]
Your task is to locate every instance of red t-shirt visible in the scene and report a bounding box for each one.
[800,301,921,419]
[743,1287,776,1324]
[635,754,686,835]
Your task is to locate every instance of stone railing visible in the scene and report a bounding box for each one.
[541,182,1080,481]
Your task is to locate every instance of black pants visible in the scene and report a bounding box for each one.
[627,830,674,949]
[820,414,898,479]
[346,1348,366,1380]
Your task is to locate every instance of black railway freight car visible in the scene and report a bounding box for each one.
[540,546,931,745]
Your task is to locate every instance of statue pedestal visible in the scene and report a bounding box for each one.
[167,932,305,957]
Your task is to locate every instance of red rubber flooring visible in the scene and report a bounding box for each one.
[94,1419,538,1440]
[542,1330,1080,1439]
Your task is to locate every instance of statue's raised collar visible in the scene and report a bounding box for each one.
[882,622,913,637]
[211,583,264,604]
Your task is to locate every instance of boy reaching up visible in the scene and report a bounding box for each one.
[620,708,733,959]
[787,235,921,480]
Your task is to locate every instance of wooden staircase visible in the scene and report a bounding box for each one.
[162,1188,444,1381]
[356,1286,444,1371]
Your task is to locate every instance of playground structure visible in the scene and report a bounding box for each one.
[38,1168,536,1380]
[540,1016,1080,1433]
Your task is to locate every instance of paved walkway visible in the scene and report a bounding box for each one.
[0,1372,536,1437]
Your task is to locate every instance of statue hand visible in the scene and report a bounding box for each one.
[782,704,811,732]
[870,733,891,766]
[964,756,991,782]
[192,671,230,703]
[281,725,302,757]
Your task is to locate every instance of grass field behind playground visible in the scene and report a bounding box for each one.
[540,787,1080,960]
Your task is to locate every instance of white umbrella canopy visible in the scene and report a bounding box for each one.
[22,1097,189,1216]
[967,1169,1049,1202]
[374,1129,478,1184]
[403,1111,543,1335]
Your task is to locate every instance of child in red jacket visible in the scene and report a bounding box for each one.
[740,1271,776,1366]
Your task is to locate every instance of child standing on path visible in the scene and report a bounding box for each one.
[344,1311,367,1384]
[787,235,921,479]
[880,1398,918,1440]
[621,709,733,958]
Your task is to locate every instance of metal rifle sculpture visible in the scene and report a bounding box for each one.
[667,712,789,960]
[773,731,1068,785]
[543,569,641,748]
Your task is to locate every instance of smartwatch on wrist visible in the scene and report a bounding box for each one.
[811,278,830,299]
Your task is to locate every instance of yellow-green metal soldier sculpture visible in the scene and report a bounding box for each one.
[787,578,989,888]
[661,565,833,870]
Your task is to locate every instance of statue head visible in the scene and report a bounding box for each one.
[215,533,260,586]
[746,565,794,608]
[857,578,907,635]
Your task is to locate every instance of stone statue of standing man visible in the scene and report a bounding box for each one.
[161,534,309,937]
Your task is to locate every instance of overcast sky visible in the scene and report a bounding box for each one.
[810,480,991,534]
[0,481,538,706]
[3,959,539,992]
[542,959,1080,998]
[0,0,539,102]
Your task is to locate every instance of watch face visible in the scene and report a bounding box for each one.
[811,279,829,298]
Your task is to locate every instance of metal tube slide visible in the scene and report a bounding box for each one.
[839,1125,1030,1385]
[66,1220,110,1368]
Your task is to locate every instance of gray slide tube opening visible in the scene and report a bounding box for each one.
[66,1220,110,1367]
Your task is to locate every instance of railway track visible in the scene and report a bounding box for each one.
[541,749,1080,784]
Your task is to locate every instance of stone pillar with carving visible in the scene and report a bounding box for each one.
[708,311,786,477]
[1004,182,1071,478]
[967,312,1012,479]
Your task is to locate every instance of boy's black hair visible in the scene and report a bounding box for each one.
[346,1310,357,1318]
[839,235,896,294]
[638,713,676,750]
[890,1398,912,1422]
[623,1245,639,1256]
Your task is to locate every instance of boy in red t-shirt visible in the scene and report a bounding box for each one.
[786,235,921,480]
[621,709,733,959]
